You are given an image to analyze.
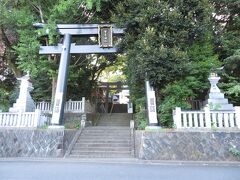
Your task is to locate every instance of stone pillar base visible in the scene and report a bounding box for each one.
[48,125,65,129]
[145,126,161,130]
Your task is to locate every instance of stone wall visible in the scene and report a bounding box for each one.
[135,130,240,161]
[63,129,77,154]
[0,128,76,158]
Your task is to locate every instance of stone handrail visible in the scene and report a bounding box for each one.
[173,107,240,129]
[130,120,135,156]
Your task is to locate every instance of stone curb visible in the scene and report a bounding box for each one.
[0,157,240,166]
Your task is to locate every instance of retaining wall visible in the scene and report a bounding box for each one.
[1,128,240,161]
[135,130,240,161]
[0,129,76,158]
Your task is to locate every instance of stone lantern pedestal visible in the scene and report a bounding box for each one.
[9,74,35,112]
[204,73,233,110]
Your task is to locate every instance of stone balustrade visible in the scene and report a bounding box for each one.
[36,98,85,113]
[0,109,48,128]
[173,107,240,129]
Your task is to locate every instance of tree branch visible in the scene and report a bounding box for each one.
[0,28,14,50]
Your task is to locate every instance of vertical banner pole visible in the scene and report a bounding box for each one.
[51,34,72,125]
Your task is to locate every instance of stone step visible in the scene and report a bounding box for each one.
[99,116,131,119]
[76,138,130,142]
[97,121,130,124]
[83,127,130,130]
[99,113,132,117]
[97,120,131,122]
[81,130,130,133]
[97,113,132,126]
[74,143,130,148]
[72,147,131,152]
[82,129,130,133]
[86,126,130,130]
[79,132,130,136]
[207,99,229,104]
[80,133,130,137]
[70,150,131,155]
[98,119,131,121]
[81,129,130,134]
[80,135,130,138]
[209,93,224,99]
[76,140,130,144]
[98,122,130,124]
[98,123,129,127]
[68,153,133,158]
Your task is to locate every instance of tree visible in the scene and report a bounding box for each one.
[0,0,118,106]
[159,37,220,126]
[113,0,219,126]
[211,0,240,60]
[210,0,240,106]
[114,0,213,93]
[0,60,17,110]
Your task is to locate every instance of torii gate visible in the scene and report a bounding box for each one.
[34,23,124,125]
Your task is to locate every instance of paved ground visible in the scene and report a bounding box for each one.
[0,158,240,180]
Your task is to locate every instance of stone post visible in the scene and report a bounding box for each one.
[130,120,135,156]
[204,107,211,128]
[82,97,85,113]
[33,109,41,127]
[17,112,22,127]
[174,107,182,129]
[235,106,240,128]
[128,102,133,113]
[80,113,87,129]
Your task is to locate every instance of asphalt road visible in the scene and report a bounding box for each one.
[0,159,240,180]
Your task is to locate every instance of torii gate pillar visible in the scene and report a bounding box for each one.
[51,34,71,125]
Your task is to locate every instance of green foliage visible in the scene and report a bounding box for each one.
[135,110,147,130]
[114,0,214,93]
[224,50,240,77]
[229,145,240,160]
[0,90,10,111]
[112,0,223,126]
[158,35,220,126]
[159,80,193,127]
[219,49,240,105]
[64,120,81,129]
[227,84,240,97]
[86,0,101,11]
[0,60,17,110]
[134,97,147,130]
[211,0,240,60]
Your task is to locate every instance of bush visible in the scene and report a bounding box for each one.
[159,80,193,127]
[134,97,148,130]
[135,109,147,130]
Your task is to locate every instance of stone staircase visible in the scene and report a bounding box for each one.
[68,113,134,158]
[97,113,132,126]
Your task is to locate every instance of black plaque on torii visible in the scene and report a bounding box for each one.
[34,23,124,125]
